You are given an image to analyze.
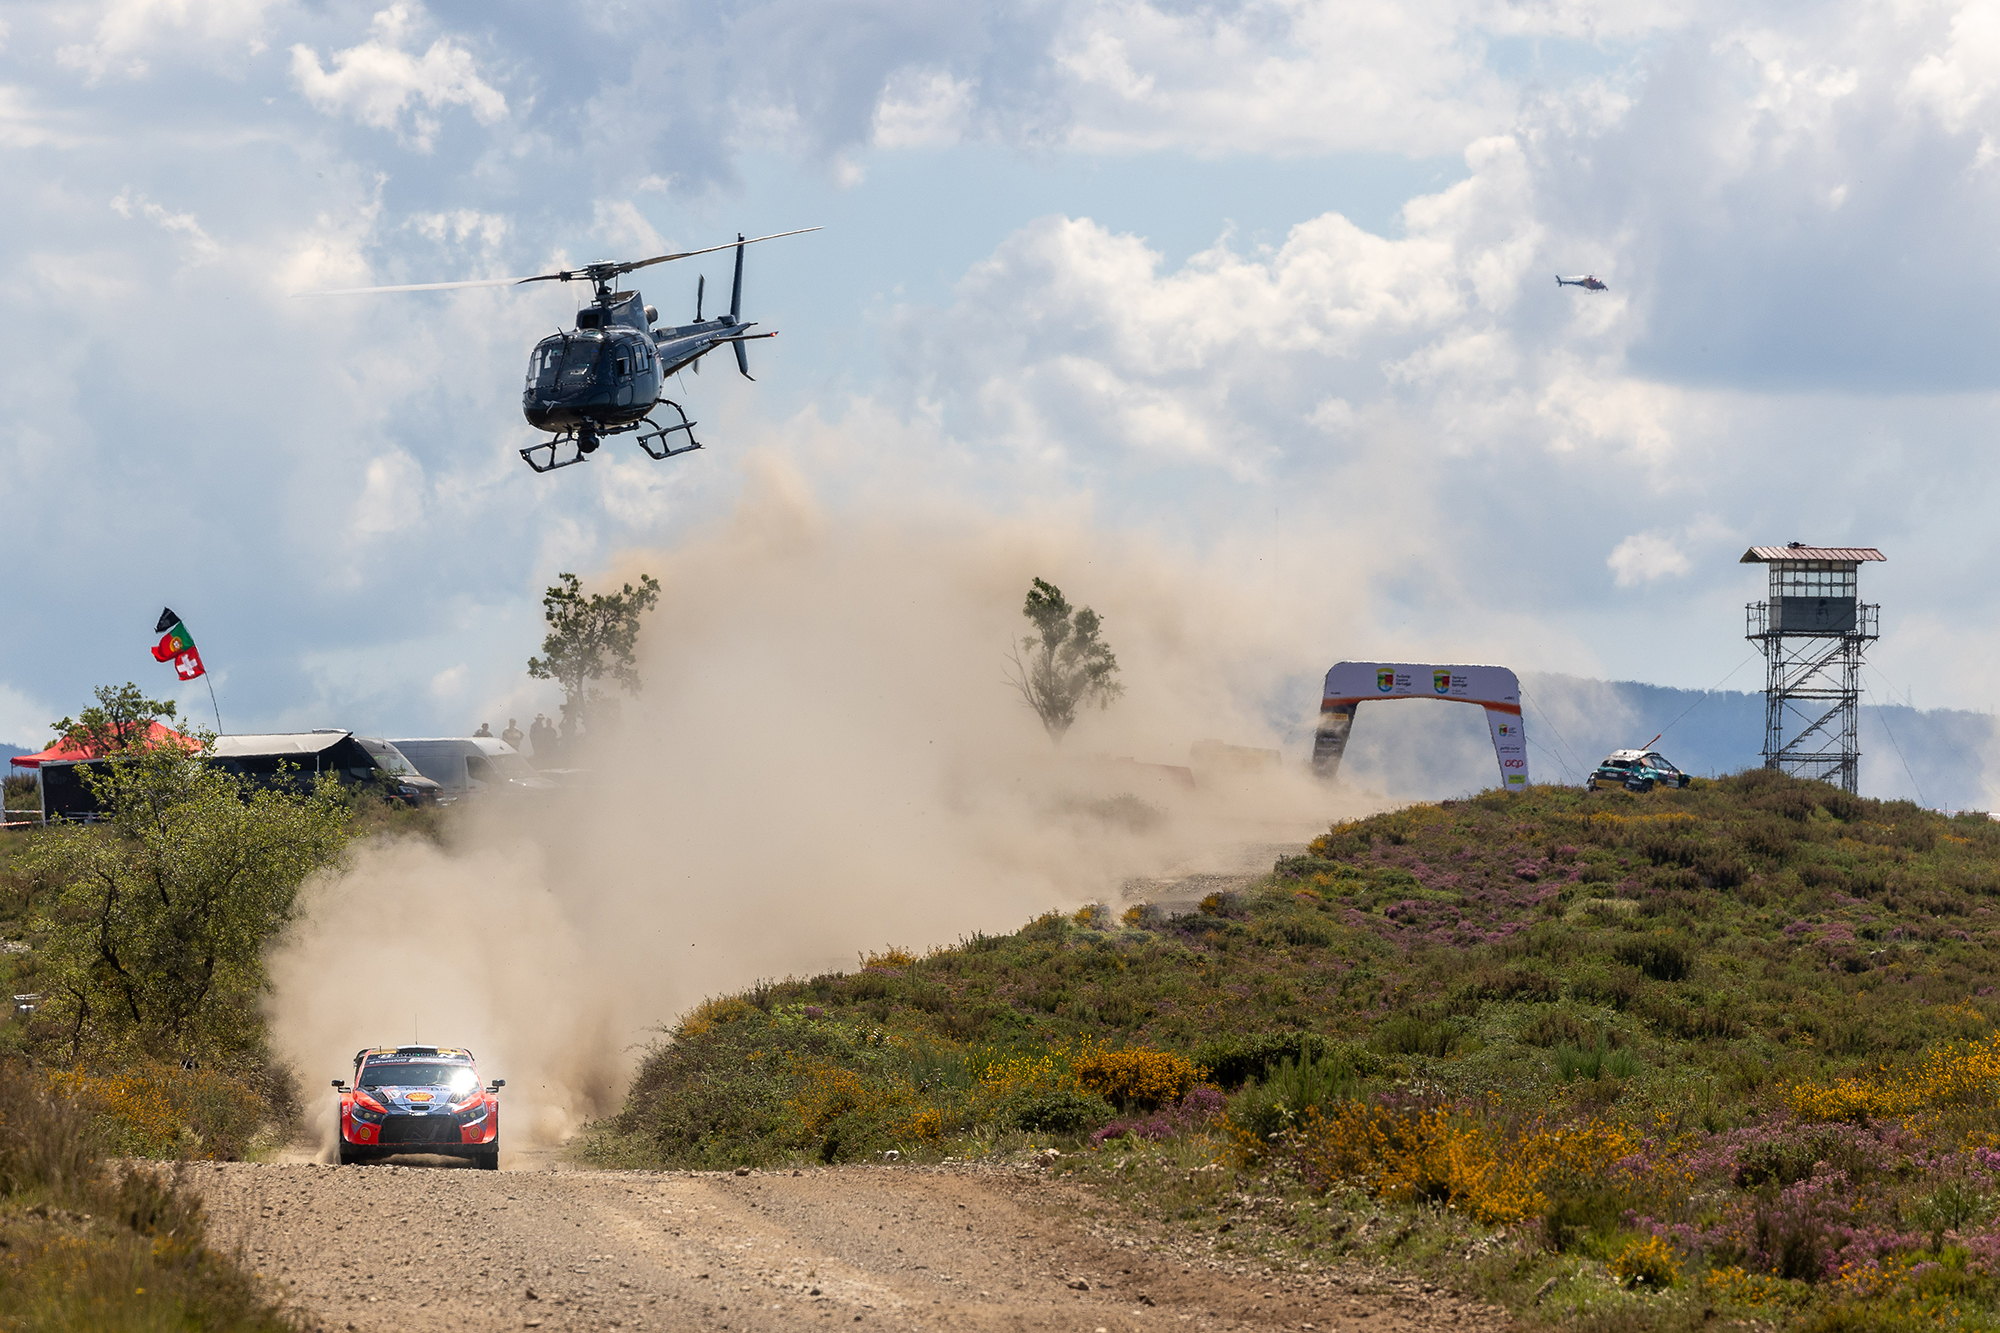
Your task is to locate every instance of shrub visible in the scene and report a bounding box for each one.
[1374,1014,1458,1058]
[1521,1010,1596,1049]
[1609,1233,1681,1288]
[1192,1033,1382,1089]
[1090,1087,1225,1145]
[1073,1048,1203,1110]
[1008,1089,1112,1135]
[1264,1101,1635,1224]
[1228,1054,1362,1143]
[51,1063,270,1160]
[1613,936,1693,982]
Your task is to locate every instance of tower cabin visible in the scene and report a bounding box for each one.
[1742,543,1884,636]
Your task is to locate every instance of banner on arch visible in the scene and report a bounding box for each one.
[1311,661,1528,792]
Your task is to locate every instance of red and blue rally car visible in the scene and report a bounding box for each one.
[334,1045,504,1169]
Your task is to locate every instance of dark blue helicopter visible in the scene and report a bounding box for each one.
[303,228,818,473]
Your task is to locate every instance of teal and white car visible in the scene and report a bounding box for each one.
[1588,749,1690,792]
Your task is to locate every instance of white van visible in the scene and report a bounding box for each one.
[388,737,556,796]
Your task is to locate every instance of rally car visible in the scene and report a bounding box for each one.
[333,1045,504,1168]
[1588,749,1691,792]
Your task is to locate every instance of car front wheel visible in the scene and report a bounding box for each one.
[476,1146,499,1171]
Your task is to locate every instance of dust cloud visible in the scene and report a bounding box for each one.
[266,454,1394,1155]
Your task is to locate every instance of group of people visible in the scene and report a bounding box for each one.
[471,712,575,767]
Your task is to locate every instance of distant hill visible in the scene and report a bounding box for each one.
[0,744,25,766]
[1304,671,1998,811]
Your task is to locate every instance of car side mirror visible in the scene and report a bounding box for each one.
[331,1080,346,1090]
[488,1079,505,1092]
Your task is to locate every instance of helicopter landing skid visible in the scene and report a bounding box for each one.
[519,429,594,474]
[517,404,702,474]
[634,401,701,461]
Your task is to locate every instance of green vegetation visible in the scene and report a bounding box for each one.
[1005,576,1124,741]
[526,569,662,734]
[15,743,348,1073]
[0,1058,293,1331]
[47,683,181,757]
[597,770,2000,1329]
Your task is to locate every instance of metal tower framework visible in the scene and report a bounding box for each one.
[1742,545,1885,795]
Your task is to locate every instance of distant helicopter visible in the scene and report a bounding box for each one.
[302,228,819,473]
[1556,274,1607,291]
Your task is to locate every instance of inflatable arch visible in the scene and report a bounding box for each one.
[1311,662,1530,791]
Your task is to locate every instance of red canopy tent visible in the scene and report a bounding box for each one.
[9,722,193,769]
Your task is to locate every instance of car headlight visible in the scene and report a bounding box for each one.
[350,1102,386,1125]
[449,1091,485,1113]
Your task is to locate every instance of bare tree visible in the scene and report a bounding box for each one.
[1006,578,1124,741]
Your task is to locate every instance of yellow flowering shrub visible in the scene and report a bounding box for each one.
[1786,1033,2000,1122]
[861,947,916,970]
[1264,1100,1636,1224]
[678,996,756,1037]
[1073,1049,1204,1110]
[1609,1234,1681,1288]
[976,1041,1089,1100]
[50,1064,265,1160]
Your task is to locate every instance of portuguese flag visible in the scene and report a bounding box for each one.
[150,608,206,681]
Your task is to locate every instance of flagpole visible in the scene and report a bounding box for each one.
[204,676,223,734]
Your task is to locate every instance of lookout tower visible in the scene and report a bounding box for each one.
[1742,543,1884,794]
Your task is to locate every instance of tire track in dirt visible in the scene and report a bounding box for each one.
[187,1158,1508,1332]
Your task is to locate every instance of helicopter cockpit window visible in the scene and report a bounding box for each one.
[560,338,600,380]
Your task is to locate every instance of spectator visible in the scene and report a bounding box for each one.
[501,718,524,751]
[474,722,493,738]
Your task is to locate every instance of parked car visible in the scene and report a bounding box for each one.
[211,732,443,805]
[1588,749,1691,792]
[388,737,555,797]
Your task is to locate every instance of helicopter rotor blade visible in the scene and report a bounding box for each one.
[293,226,819,297]
[295,274,553,297]
[614,227,822,277]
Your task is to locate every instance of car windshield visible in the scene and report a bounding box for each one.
[493,753,539,780]
[1603,758,1633,768]
[1646,755,1679,772]
[360,1062,477,1094]
[357,739,417,777]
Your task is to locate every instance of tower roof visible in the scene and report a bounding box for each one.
[1741,545,1885,564]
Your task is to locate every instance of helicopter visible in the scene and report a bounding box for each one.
[302,228,819,473]
[1556,273,1607,291]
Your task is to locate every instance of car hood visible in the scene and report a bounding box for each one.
[365,1084,472,1112]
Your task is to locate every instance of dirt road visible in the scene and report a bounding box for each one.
[186,1156,1506,1333]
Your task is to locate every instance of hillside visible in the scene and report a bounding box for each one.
[598,771,2000,1330]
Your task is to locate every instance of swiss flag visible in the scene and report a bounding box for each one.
[174,647,206,681]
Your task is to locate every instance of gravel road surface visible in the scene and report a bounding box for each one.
[186,1157,1507,1333]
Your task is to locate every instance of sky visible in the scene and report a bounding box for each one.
[5,0,2000,788]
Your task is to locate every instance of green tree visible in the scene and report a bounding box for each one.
[526,571,663,734]
[1005,577,1125,741]
[17,740,350,1068]
[48,683,180,757]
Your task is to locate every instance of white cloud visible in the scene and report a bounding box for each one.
[430,665,467,700]
[109,187,220,260]
[354,450,426,537]
[1607,531,1692,586]
[55,0,274,82]
[290,3,506,152]
[872,68,977,149]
